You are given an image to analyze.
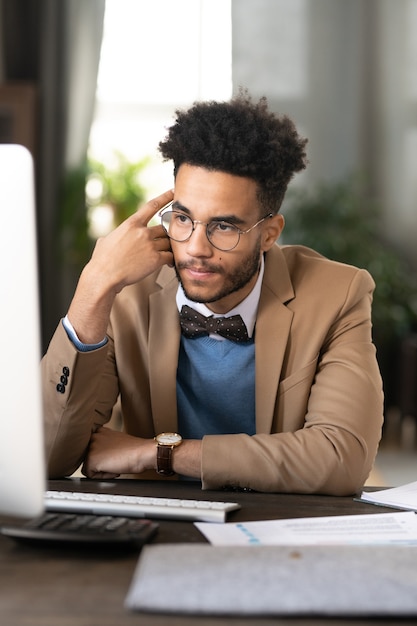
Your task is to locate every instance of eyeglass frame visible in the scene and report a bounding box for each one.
[159,202,274,252]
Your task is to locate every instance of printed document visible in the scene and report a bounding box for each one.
[358,480,417,511]
[195,511,417,546]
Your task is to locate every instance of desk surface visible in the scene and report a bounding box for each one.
[0,478,415,626]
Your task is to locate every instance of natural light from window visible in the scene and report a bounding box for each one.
[87,0,232,236]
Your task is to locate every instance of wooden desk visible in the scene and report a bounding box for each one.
[0,478,415,626]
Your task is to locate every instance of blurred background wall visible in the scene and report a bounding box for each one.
[233,0,417,265]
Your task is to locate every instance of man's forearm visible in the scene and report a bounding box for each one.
[172,440,202,479]
[67,261,116,344]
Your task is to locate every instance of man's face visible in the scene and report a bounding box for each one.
[170,164,277,314]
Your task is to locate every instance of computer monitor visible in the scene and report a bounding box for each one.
[0,144,45,518]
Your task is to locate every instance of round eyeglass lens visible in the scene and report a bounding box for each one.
[206,221,240,250]
[161,211,193,241]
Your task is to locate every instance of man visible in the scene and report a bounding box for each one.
[42,92,383,494]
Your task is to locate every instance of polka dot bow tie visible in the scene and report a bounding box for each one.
[179,305,250,343]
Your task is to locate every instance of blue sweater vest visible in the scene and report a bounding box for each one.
[177,336,256,439]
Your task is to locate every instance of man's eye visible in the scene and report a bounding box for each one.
[174,213,190,225]
[212,222,236,233]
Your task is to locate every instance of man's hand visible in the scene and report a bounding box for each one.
[67,190,174,344]
[87,189,174,295]
[81,427,156,479]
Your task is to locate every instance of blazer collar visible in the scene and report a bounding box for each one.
[262,244,295,304]
[255,245,295,433]
[148,267,180,433]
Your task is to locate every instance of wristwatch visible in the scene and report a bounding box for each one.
[155,432,183,476]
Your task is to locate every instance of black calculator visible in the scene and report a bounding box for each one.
[1,512,159,548]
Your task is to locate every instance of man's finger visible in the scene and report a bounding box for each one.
[135,189,174,224]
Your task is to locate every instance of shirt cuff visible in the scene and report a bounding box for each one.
[62,315,108,352]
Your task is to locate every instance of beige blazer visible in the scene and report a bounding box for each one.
[42,244,383,494]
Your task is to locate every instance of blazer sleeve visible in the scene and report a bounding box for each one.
[201,268,384,495]
[41,321,119,477]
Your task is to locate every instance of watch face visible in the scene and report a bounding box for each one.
[156,432,182,446]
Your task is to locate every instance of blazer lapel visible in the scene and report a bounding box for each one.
[255,246,294,433]
[148,266,180,433]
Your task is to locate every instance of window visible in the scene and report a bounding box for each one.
[89,0,232,199]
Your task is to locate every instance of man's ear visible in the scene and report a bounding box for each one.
[261,213,285,251]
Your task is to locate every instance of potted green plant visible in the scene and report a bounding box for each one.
[86,151,149,234]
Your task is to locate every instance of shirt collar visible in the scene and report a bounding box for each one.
[176,256,264,339]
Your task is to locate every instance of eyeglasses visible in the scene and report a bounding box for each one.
[159,203,273,252]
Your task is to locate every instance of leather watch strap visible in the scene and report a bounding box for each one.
[156,445,175,476]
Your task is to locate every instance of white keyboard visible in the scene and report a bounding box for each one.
[44,490,241,523]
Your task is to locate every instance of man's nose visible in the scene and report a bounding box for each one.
[185,222,213,255]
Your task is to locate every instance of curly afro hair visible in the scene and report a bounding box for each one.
[158,90,308,213]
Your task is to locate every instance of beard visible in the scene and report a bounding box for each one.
[174,239,262,305]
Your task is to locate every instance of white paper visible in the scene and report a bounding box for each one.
[195,511,417,546]
[359,480,417,510]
